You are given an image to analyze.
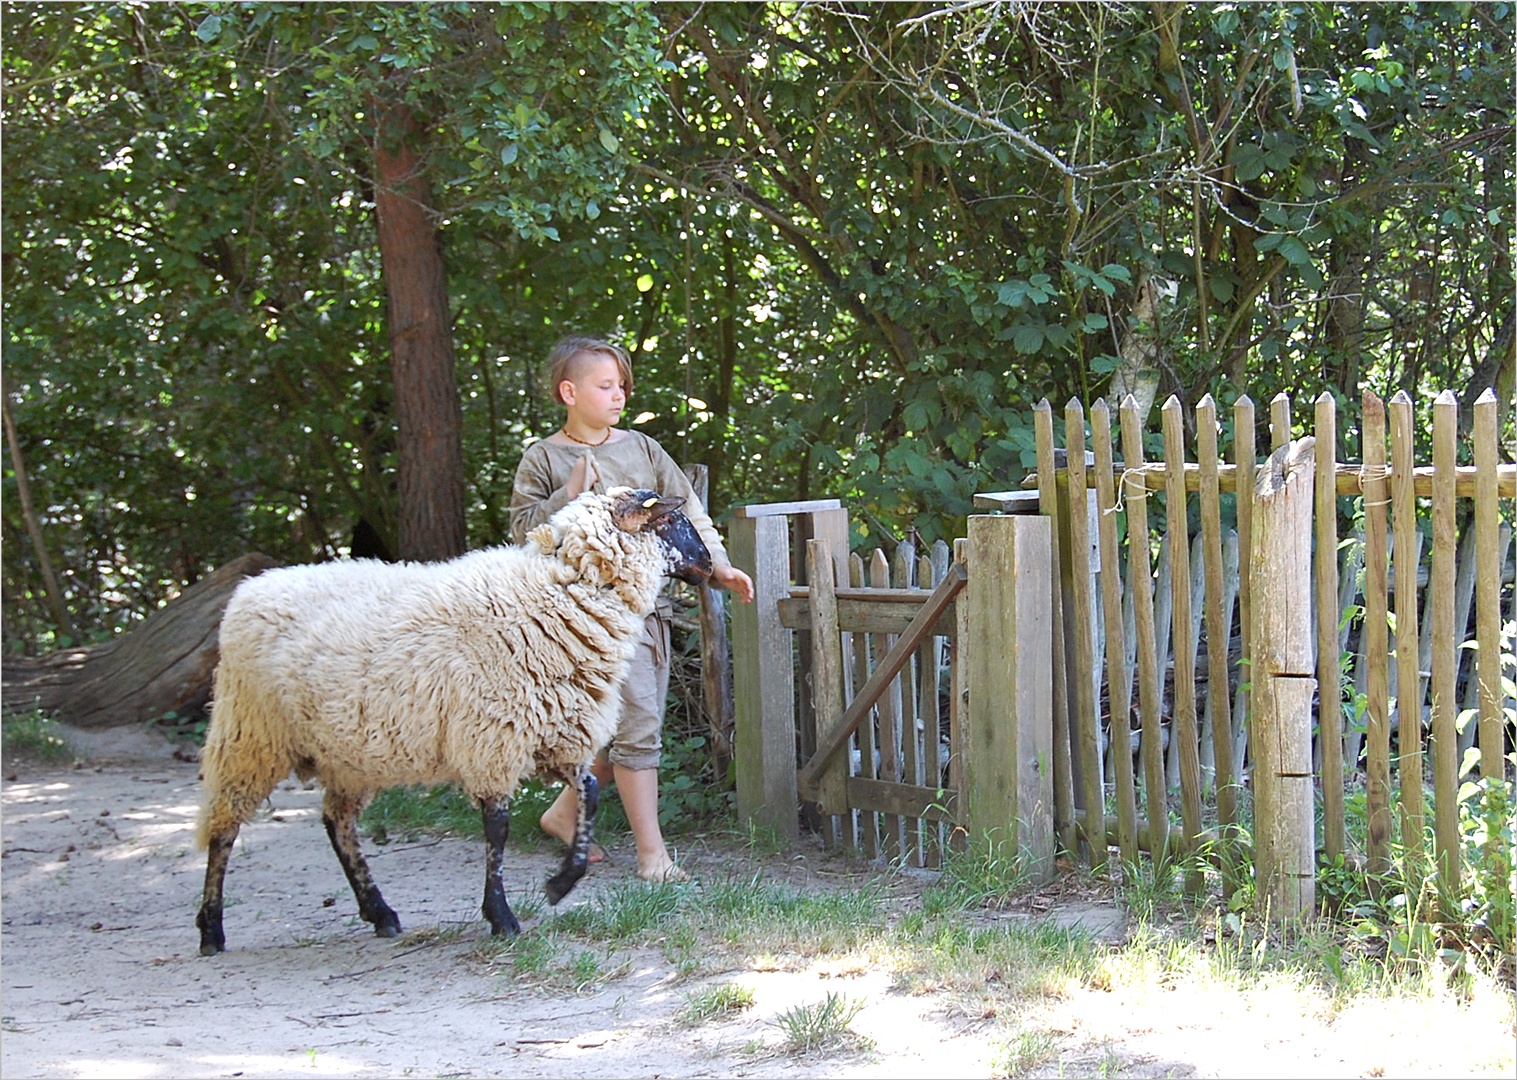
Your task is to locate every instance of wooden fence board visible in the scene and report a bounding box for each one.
[1314,392,1345,860]
[849,552,877,859]
[1430,391,1459,912]
[1197,395,1238,887]
[1389,391,1426,880]
[1252,437,1317,919]
[1120,396,1169,867]
[1473,390,1510,788]
[1362,390,1393,880]
[1065,398,1105,871]
[871,548,904,864]
[1163,397,1204,887]
[1035,400,1078,855]
[1093,399,1139,868]
[1233,396,1256,778]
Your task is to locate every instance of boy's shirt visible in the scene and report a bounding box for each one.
[509,429,732,572]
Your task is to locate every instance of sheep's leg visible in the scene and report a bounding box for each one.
[544,766,600,905]
[322,791,401,938]
[196,828,238,955]
[479,797,521,937]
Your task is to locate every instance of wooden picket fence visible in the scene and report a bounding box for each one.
[724,385,1512,916]
[1029,386,1514,911]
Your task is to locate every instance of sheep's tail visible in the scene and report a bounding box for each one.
[194,662,298,850]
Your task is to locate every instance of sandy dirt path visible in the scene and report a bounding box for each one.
[1,748,1010,1080]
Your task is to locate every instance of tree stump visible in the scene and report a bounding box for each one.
[2,553,277,729]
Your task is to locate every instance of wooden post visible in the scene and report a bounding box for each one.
[1251,437,1317,921]
[684,465,734,773]
[730,500,845,842]
[806,539,849,816]
[731,511,799,840]
[964,514,1055,882]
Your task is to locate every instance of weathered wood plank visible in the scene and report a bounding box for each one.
[1430,391,1460,914]
[1035,399,1078,856]
[1313,392,1345,861]
[731,513,799,840]
[1092,399,1139,869]
[871,548,904,864]
[1037,461,1517,498]
[845,777,958,823]
[797,564,969,793]
[1065,399,1106,872]
[1361,391,1393,880]
[1473,391,1510,789]
[1251,437,1318,921]
[1197,395,1238,889]
[965,514,1054,880]
[1162,396,1204,894]
[1232,396,1256,781]
[1389,391,1426,880]
[1121,395,1168,869]
[807,539,849,817]
[733,499,843,518]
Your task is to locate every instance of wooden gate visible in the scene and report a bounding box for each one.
[730,501,1056,875]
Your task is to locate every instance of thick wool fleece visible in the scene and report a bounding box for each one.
[196,491,669,847]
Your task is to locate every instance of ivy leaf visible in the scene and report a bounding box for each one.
[195,14,222,42]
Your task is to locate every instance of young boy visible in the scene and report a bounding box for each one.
[509,335,754,882]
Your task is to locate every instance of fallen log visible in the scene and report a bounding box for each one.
[2,553,277,729]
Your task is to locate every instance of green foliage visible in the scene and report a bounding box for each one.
[1,708,73,764]
[4,2,1511,647]
[360,784,485,844]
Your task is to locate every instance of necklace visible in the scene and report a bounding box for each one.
[560,425,612,447]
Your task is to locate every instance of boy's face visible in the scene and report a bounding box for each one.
[561,352,627,427]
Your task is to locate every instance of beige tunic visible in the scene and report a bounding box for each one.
[508,429,732,571]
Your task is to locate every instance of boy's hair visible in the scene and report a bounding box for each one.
[544,336,634,405]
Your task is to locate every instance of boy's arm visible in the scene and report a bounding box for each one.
[509,445,576,545]
[643,440,732,571]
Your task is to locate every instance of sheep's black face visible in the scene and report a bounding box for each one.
[610,488,713,585]
[650,506,714,585]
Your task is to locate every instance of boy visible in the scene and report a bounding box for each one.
[509,335,754,882]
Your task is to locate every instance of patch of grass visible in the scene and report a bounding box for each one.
[991,1027,1061,1077]
[550,877,684,941]
[921,832,1034,915]
[678,982,755,1024]
[766,991,868,1054]
[360,784,484,843]
[2,708,73,764]
[358,780,624,850]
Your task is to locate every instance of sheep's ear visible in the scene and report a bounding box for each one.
[610,489,684,534]
[526,522,557,553]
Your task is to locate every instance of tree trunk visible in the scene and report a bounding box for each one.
[1,393,74,638]
[2,553,277,729]
[371,95,467,563]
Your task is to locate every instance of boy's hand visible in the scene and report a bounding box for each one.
[566,450,600,498]
[711,565,755,604]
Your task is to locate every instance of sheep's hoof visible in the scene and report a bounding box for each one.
[373,917,401,939]
[544,871,581,906]
[196,910,226,955]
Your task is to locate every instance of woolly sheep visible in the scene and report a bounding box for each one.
[195,487,713,955]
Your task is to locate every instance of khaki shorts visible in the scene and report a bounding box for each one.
[602,607,671,771]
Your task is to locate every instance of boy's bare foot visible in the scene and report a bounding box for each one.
[636,853,688,883]
[538,807,607,864]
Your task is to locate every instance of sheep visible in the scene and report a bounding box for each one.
[194,487,713,955]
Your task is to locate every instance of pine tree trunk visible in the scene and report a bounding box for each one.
[371,95,467,563]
